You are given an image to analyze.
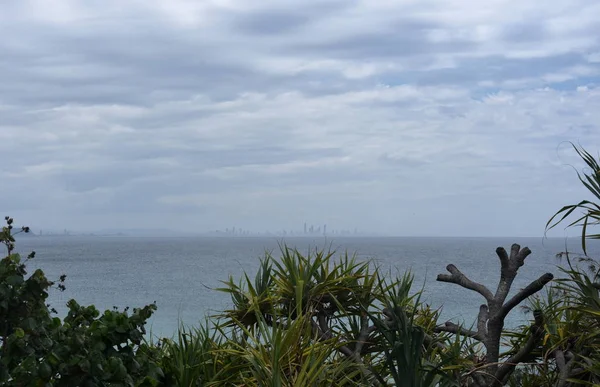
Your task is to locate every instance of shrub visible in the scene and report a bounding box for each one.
[0,216,163,386]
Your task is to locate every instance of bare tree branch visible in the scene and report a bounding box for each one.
[434,322,483,341]
[311,317,381,386]
[509,243,520,260]
[437,264,494,303]
[511,244,532,269]
[496,247,510,273]
[436,244,552,387]
[477,304,488,338]
[554,349,581,387]
[496,310,544,385]
[317,314,330,338]
[367,325,378,335]
[555,350,568,387]
[473,372,489,387]
[311,317,354,358]
[353,313,370,355]
[555,349,566,368]
[495,244,532,302]
[423,332,447,351]
[499,273,554,319]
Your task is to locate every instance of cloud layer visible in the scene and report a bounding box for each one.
[1,0,599,236]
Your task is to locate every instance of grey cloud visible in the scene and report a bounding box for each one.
[226,0,357,36]
[0,26,265,106]
[19,143,347,194]
[378,153,430,168]
[1,2,596,112]
[380,54,591,89]
[85,143,345,171]
[232,10,311,35]
[0,28,359,108]
[502,21,549,43]
[292,24,475,60]
[0,177,51,212]
[2,1,600,235]
[57,164,162,193]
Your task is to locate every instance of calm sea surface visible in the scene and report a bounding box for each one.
[14,236,595,339]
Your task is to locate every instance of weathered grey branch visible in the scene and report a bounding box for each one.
[312,315,380,385]
[437,264,494,303]
[434,322,483,341]
[317,314,330,339]
[555,349,566,369]
[511,244,532,268]
[555,349,585,387]
[477,304,488,338]
[466,363,495,387]
[353,314,370,355]
[555,350,572,387]
[423,332,447,351]
[311,316,353,358]
[500,273,554,319]
[495,244,532,301]
[496,310,544,385]
[437,244,552,387]
[472,372,489,387]
[496,246,510,273]
[310,317,328,339]
[382,307,394,325]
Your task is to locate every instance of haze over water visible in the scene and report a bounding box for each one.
[16,235,595,339]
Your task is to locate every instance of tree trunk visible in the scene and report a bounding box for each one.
[436,244,553,386]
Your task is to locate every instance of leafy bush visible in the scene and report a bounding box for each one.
[0,217,163,386]
[213,247,458,386]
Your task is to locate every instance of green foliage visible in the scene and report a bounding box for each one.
[368,276,459,387]
[518,144,600,386]
[504,258,600,386]
[546,143,600,255]
[543,144,600,385]
[553,257,600,384]
[159,321,226,386]
[0,216,163,386]
[215,311,360,386]
[214,246,458,386]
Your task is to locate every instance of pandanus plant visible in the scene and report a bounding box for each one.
[214,246,454,386]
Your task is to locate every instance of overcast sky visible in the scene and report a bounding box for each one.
[1,0,599,236]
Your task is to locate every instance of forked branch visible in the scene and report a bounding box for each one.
[437,264,494,303]
[496,310,545,384]
[500,273,554,319]
[434,321,483,341]
[436,244,553,387]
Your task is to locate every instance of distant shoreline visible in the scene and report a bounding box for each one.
[15,233,589,240]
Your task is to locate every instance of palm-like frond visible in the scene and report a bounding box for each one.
[365,272,462,387]
[160,320,226,386]
[546,143,600,255]
[215,256,278,329]
[508,252,600,386]
[214,310,361,386]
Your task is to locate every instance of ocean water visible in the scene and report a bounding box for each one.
[14,236,594,339]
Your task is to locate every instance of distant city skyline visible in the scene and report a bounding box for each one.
[19,221,585,239]
[26,222,370,238]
